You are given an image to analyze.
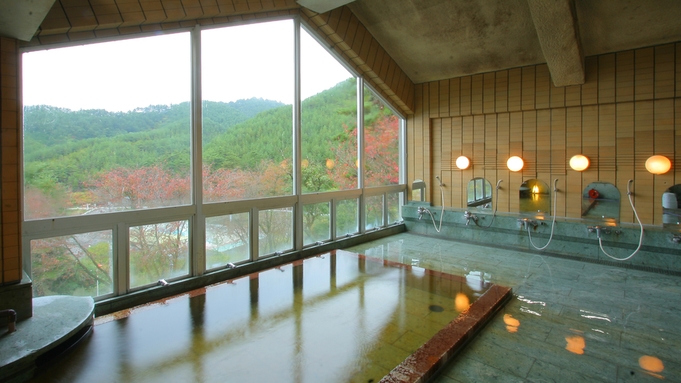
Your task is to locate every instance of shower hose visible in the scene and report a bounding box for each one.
[597,179,644,261]
[422,176,445,233]
[526,179,559,251]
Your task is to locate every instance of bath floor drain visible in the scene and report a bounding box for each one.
[429,305,444,312]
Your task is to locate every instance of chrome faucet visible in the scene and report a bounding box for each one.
[672,234,681,244]
[417,206,427,220]
[587,225,611,238]
[463,211,478,225]
[518,218,538,229]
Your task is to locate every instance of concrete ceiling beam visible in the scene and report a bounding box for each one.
[526,0,584,87]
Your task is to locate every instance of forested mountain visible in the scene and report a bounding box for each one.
[22,77,400,222]
[23,97,284,190]
[23,79,382,193]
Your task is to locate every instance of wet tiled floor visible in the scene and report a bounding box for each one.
[345,232,681,383]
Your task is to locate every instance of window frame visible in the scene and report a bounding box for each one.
[21,16,406,301]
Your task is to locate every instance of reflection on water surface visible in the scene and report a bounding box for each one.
[30,250,489,383]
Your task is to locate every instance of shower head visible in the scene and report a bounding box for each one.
[435,175,444,187]
[495,180,503,189]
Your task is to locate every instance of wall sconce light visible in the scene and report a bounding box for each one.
[507,156,524,172]
[569,154,590,171]
[455,156,470,170]
[645,155,671,175]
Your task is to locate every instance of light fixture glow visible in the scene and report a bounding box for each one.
[507,156,524,172]
[645,155,671,175]
[455,156,470,170]
[569,154,590,171]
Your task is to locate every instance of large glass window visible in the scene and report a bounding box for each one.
[303,202,330,245]
[387,192,403,224]
[365,195,384,230]
[336,199,359,237]
[202,21,294,202]
[22,19,404,301]
[363,85,400,187]
[22,33,191,220]
[129,220,190,288]
[206,213,250,269]
[301,28,357,193]
[30,231,113,297]
[259,208,294,256]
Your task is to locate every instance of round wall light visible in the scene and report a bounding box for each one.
[507,156,524,172]
[569,154,590,171]
[645,155,671,175]
[455,156,470,170]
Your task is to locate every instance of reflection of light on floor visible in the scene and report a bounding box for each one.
[503,313,520,333]
[639,355,664,379]
[565,335,585,355]
[455,292,470,312]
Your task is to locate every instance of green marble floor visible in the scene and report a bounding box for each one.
[344,232,681,383]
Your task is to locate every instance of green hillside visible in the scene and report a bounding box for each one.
[23,78,392,194]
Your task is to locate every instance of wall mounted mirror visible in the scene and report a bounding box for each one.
[662,185,681,227]
[412,179,426,201]
[467,178,492,209]
[581,182,620,223]
[519,179,550,216]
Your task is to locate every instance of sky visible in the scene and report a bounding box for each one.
[22,20,352,112]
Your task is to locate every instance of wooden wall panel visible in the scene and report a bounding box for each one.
[451,117,463,206]
[0,38,21,284]
[598,54,616,104]
[635,48,655,101]
[655,44,675,99]
[495,70,508,113]
[441,118,452,207]
[497,113,510,212]
[460,76,472,116]
[616,102,635,222]
[439,79,450,117]
[521,66,535,111]
[449,78,461,117]
[654,99,675,224]
[416,42,681,226]
[551,108,566,216]
[535,65,550,110]
[616,50,635,102]
[471,74,483,115]
[598,104,616,182]
[508,68,521,112]
[582,56,598,105]
[565,107,582,218]
[432,117,442,191]
[677,43,681,97]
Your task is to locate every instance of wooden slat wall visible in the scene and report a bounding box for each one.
[300,7,415,114]
[0,38,21,284]
[415,43,681,225]
[27,0,300,45]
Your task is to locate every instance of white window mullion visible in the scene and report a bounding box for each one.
[293,18,303,251]
[191,26,206,276]
[357,78,366,233]
[116,222,128,296]
[251,207,259,261]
